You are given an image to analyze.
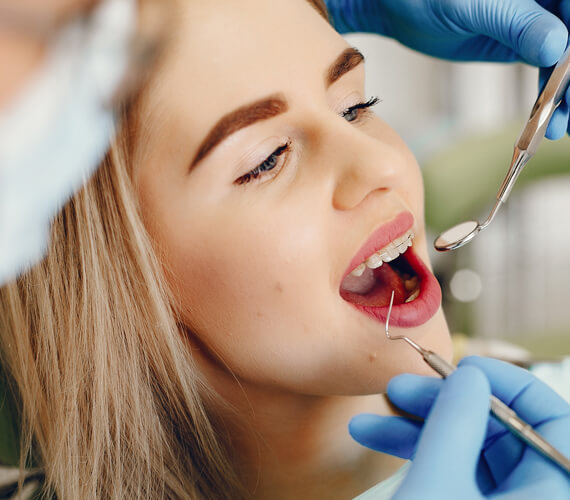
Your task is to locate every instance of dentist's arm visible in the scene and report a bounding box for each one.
[349,357,570,498]
[325,0,570,139]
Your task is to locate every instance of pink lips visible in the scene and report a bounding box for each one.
[341,211,441,328]
[341,211,413,281]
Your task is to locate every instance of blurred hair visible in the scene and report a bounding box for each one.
[0,120,247,498]
[307,0,329,20]
[0,0,330,498]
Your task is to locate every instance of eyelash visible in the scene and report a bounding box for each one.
[341,96,380,122]
[235,142,291,186]
[234,96,380,186]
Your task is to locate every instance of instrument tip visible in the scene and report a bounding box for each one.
[385,291,395,339]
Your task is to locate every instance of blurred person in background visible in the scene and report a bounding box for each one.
[0,0,167,284]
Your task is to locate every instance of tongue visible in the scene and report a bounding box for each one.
[340,263,406,307]
[374,264,406,302]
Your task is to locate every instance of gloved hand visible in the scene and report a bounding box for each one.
[325,0,570,138]
[349,356,570,498]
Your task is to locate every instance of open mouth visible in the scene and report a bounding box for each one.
[339,218,441,327]
[340,229,419,307]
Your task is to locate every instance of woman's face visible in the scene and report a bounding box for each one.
[135,0,451,395]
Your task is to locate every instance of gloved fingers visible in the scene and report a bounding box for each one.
[495,475,569,500]
[453,35,519,62]
[477,417,570,491]
[387,372,508,441]
[358,381,529,493]
[496,418,570,495]
[456,0,568,66]
[560,0,570,26]
[348,415,421,459]
[480,428,525,488]
[394,366,490,496]
[325,0,385,34]
[411,366,489,471]
[386,374,442,419]
[459,356,570,425]
[384,372,509,493]
[481,418,570,496]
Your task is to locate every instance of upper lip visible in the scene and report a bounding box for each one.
[341,211,415,279]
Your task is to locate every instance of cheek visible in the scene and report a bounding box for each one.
[159,201,329,350]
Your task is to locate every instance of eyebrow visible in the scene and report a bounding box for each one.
[327,47,365,86]
[190,95,288,168]
[189,47,365,169]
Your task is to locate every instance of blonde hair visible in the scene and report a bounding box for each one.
[0,118,247,498]
[0,1,331,497]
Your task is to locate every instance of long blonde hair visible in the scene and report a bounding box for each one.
[0,1,330,497]
[0,114,246,498]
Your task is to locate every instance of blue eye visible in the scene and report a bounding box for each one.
[342,96,380,122]
[235,142,291,185]
[233,97,379,186]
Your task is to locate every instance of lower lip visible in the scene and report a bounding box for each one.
[344,248,441,328]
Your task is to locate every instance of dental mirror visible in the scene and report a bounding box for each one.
[434,44,570,252]
[434,220,481,251]
[434,195,506,251]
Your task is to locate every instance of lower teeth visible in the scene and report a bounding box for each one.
[405,288,420,303]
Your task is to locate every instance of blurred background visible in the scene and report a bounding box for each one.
[345,33,570,363]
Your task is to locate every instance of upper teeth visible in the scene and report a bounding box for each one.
[350,230,414,277]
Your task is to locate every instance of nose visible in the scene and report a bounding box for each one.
[325,119,405,211]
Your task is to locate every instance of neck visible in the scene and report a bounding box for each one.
[214,380,405,499]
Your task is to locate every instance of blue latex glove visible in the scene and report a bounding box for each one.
[325,0,570,138]
[349,357,570,498]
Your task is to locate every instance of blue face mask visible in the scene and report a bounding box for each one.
[0,0,136,284]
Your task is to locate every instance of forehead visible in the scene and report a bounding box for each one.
[134,0,346,177]
[146,0,342,115]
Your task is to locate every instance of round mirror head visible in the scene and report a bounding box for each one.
[434,220,480,252]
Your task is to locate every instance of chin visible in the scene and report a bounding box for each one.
[364,309,452,394]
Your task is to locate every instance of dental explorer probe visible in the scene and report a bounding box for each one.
[384,292,570,475]
[435,43,570,252]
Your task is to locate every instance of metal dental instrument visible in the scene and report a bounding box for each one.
[384,291,570,474]
[434,44,570,252]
